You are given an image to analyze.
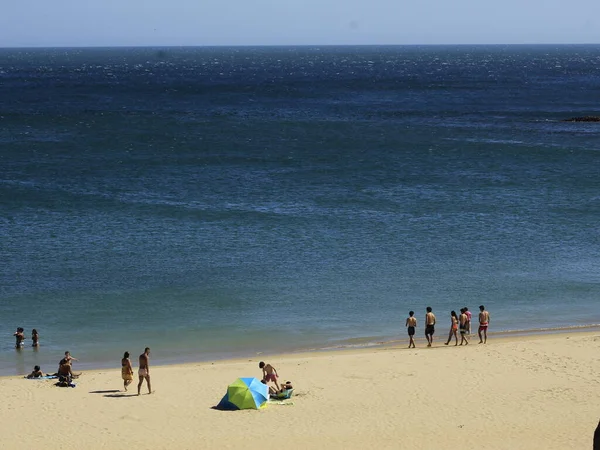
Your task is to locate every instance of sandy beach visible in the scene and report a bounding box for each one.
[1,331,599,450]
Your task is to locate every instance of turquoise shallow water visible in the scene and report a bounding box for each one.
[1,45,600,375]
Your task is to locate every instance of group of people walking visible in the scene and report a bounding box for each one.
[121,347,152,395]
[405,305,491,348]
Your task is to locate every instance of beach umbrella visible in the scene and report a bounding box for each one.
[226,377,268,410]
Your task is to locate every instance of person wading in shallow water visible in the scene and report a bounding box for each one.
[137,347,152,395]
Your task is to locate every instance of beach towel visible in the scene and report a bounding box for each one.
[25,375,58,380]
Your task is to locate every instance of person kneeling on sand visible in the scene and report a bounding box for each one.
[27,365,45,378]
[259,361,281,391]
[58,360,81,381]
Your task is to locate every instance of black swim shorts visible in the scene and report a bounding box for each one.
[408,326,415,336]
[425,325,435,336]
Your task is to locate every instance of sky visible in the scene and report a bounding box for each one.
[1,0,599,47]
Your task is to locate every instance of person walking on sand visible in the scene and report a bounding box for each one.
[464,307,472,334]
[405,311,417,348]
[445,311,459,346]
[259,361,281,391]
[478,305,490,344]
[137,347,152,395]
[459,308,469,346]
[121,351,134,391]
[425,307,436,347]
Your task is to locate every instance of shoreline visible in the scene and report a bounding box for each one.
[4,324,599,380]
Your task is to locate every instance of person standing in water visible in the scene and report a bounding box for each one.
[478,305,491,344]
[445,311,459,346]
[425,307,436,347]
[137,347,152,395]
[459,309,469,346]
[14,327,25,349]
[121,352,134,391]
[31,329,39,347]
[405,311,417,348]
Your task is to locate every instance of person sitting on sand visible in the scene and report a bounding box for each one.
[121,351,134,391]
[27,365,45,379]
[405,311,417,348]
[259,361,281,391]
[279,381,293,392]
[14,327,25,349]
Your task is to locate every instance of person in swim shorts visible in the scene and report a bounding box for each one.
[259,361,281,391]
[478,305,490,344]
[425,307,436,347]
[406,311,417,348]
[137,347,152,395]
[459,308,469,346]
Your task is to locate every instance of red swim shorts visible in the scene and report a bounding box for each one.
[265,373,278,382]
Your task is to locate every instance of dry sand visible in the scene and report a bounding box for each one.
[1,332,599,450]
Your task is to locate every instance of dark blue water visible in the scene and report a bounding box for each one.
[1,45,600,375]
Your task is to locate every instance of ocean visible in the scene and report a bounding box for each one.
[1,45,599,376]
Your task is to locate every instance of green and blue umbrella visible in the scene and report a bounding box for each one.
[217,377,268,410]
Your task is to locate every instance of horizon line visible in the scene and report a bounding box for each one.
[1,42,600,50]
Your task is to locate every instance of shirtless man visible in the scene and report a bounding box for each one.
[137,347,152,395]
[14,328,25,349]
[459,308,469,346]
[478,305,490,344]
[259,361,280,391]
[425,307,436,347]
[405,311,417,348]
[58,359,81,381]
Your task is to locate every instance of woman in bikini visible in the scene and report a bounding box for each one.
[121,351,134,391]
[31,329,39,347]
[445,310,459,346]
